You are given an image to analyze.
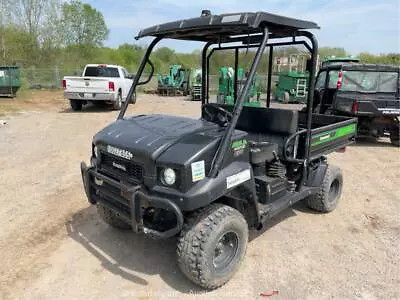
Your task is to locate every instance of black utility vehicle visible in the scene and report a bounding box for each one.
[314,63,400,146]
[81,11,357,289]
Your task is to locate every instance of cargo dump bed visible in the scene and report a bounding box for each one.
[298,113,357,158]
[223,106,357,162]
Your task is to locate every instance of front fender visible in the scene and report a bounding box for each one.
[152,161,255,212]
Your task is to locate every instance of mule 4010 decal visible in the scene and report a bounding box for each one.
[232,139,248,157]
[311,124,356,147]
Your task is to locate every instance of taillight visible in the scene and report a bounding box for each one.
[351,99,358,113]
[108,81,115,91]
[62,79,66,89]
[336,71,343,89]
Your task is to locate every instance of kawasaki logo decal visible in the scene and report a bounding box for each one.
[311,124,356,147]
[107,145,133,160]
[232,139,248,150]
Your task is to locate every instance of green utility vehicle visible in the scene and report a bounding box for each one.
[217,66,261,107]
[0,66,22,97]
[157,64,190,96]
[81,10,357,289]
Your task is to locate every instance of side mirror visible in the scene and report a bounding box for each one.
[127,74,134,79]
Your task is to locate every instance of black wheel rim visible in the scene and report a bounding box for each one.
[213,232,239,273]
[328,179,340,203]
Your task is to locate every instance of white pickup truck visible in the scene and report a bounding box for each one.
[63,64,136,111]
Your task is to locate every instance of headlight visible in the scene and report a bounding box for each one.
[162,168,176,186]
[93,145,99,157]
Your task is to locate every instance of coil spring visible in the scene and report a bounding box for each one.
[266,160,287,178]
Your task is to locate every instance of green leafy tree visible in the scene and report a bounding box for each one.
[61,1,108,47]
[318,47,348,59]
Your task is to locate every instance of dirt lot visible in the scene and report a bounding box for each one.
[0,91,399,300]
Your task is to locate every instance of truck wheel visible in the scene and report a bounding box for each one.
[129,91,137,104]
[112,92,122,110]
[70,100,83,111]
[390,128,400,147]
[177,203,248,289]
[97,204,131,229]
[306,165,343,213]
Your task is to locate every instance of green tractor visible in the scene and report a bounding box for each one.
[217,66,260,107]
[157,64,190,96]
[190,68,202,101]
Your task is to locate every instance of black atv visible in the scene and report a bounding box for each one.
[81,10,357,289]
[314,63,400,146]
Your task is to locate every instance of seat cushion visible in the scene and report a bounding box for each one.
[236,106,299,135]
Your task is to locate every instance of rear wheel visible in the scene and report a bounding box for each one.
[282,91,290,104]
[129,91,137,104]
[97,204,131,229]
[305,165,343,213]
[112,92,122,110]
[177,203,248,289]
[70,99,83,111]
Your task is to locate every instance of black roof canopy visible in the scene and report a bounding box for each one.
[135,11,319,42]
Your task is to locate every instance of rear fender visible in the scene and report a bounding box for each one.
[307,161,327,187]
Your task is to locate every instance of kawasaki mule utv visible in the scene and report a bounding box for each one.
[314,63,400,146]
[80,11,357,289]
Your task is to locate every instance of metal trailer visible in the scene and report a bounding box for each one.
[0,66,22,98]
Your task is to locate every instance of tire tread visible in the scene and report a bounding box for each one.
[177,203,247,289]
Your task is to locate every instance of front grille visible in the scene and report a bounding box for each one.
[99,152,144,182]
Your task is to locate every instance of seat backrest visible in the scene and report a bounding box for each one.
[236,106,299,135]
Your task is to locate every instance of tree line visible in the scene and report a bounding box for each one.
[0,0,399,75]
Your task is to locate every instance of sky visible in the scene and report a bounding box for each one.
[86,0,399,54]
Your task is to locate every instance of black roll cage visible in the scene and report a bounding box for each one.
[118,26,319,181]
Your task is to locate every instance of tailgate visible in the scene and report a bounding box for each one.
[309,115,357,157]
[64,77,111,93]
[335,92,400,116]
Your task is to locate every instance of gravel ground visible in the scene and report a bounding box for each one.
[0,92,399,300]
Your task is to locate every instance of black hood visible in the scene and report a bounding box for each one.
[93,114,220,161]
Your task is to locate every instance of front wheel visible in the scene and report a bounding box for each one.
[305,165,343,213]
[177,204,248,290]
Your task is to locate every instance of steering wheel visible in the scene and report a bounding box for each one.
[203,103,233,125]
